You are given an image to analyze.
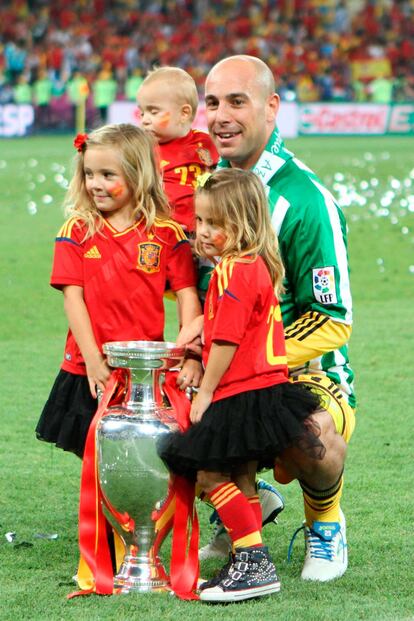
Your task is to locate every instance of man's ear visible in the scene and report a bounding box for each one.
[266,93,280,124]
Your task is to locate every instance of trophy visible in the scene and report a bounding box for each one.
[96,340,185,593]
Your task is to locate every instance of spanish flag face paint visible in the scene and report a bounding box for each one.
[158,112,171,127]
[211,231,227,250]
[108,182,125,198]
[195,194,228,258]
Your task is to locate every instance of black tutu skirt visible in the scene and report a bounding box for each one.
[158,381,325,479]
[35,369,98,458]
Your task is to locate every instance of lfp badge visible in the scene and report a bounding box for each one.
[312,267,337,304]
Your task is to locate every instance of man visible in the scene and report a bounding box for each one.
[202,55,355,584]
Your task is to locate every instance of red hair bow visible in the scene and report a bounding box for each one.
[74,133,89,153]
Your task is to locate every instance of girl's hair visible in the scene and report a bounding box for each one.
[195,168,285,294]
[64,123,169,237]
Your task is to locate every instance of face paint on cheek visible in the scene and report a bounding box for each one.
[108,182,124,198]
[212,232,227,248]
[158,112,171,127]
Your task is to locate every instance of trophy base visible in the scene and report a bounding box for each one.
[114,554,170,593]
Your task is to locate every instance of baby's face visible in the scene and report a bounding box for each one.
[137,81,190,143]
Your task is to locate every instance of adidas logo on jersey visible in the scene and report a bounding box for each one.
[84,245,101,259]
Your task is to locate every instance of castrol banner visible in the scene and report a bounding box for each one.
[299,104,389,135]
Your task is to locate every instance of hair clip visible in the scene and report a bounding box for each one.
[73,133,89,153]
[196,172,212,188]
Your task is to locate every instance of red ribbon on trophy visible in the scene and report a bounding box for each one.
[68,369,199,600]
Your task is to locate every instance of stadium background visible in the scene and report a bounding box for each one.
[1,0,414,136]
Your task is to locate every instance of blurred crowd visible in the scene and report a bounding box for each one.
[1,0,414,129]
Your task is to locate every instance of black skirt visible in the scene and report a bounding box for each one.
[158,381,325,479]
[35,369,98,458]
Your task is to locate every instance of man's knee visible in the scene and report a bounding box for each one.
[276,410,347,484]
[315,409,347,463]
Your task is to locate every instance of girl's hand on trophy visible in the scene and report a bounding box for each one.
[190,388,212,423]
[85,353,111,399]
[177,359,203,391]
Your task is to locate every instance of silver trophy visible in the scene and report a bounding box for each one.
[97,340,185,593]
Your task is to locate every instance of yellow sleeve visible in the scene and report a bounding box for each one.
[284,311,352,369]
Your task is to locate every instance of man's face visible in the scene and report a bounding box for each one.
[205,60,278,170]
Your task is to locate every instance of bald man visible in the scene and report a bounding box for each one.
[201,56,355,589]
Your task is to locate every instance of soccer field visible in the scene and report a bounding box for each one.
[0,135,413,620]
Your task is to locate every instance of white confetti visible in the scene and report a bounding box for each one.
[27,201,37,215]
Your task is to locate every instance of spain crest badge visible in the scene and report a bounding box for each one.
[137,242,162,273]
[196,145,214,167]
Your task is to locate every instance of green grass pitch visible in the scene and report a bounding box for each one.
[0,135,413,620]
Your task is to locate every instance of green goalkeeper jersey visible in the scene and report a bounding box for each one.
[217,127,355,408]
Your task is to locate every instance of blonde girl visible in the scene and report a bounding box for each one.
[159,168,324,603]
[36,124,201,457]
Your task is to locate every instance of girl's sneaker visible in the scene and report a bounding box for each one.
[198,553,234,591]
[199,546,280,602]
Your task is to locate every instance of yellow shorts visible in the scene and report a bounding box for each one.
[291,373,356,444]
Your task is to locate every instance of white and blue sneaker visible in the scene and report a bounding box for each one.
[198,480,285,561]
[257,479,285,526]
[288,509,348,582]
[198,519,232,561]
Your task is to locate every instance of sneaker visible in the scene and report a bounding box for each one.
[198,553,234,591]
[288,509,348,582]
[199,546,280,602]
[257,479,285,526]
[198,480,285,560]
[198,520,232,561]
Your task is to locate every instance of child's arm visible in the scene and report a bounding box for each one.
[190,341,237,423]
[175,286,202,328]
[175,287,203,389]
[63,285,111,398]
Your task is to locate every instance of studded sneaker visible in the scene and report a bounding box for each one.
[200,546,281,603]
[198,553,234,591]
[288,509,348,582]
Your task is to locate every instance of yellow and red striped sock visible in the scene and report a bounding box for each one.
[247,494,262,531]
[208,482,262,549]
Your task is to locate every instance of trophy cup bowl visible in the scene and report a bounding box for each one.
[96,341,185,593]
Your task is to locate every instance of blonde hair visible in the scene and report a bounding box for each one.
[64,123,169,238]
[142,66,198,121]
[195,169,285,294]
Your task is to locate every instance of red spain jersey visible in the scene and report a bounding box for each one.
[52,216,197,375]
[159,129,218,232]
[204,256,289,402]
